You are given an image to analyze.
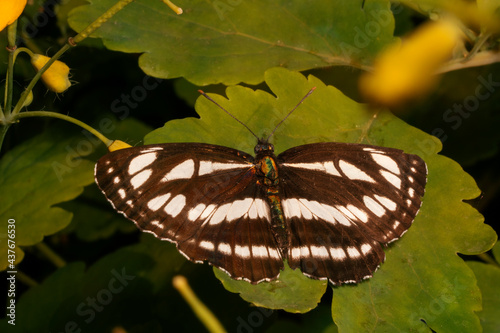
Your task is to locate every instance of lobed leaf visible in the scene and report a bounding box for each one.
[68,0,396,85]
[145,67,497,330]
[0,131,95,270]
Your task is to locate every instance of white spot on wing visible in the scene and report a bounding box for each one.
[310,246,330,258]
[199,161,250,176]
[130,169,152,189]
[371,153,400,175]
[300,246,311,257]
[291,247,301,258]
[118,189,126,199]
[374,194,397,211]
[361,244,372,255]
[323,204,351,226]
[339,160,375,183]
[188,203,206,221]
[235,245,251,258]
[256,199,270,220]
[227,198,253,221]
[200,204,216,220]
[347,246,361,258]
[162,159,195,182]
[141,147,163,153]
[128,152,157,175]
[150,220,164,230]
[218,243,231,255]
[164,194,186,217]
[363,195,386,217]
[346,204,368,222]
[209,203,231,225]
[330,247,346,260]
[147,193,171,211]
[200,241,214,251]
[283,198,301,218]
[251,246,268,258]
[380,170,402,189]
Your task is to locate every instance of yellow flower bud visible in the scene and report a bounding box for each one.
[108,140,132,152]
[30,54,71,93]
[0,0,27,31]
[359,20,462,107]
[22,90,33,108]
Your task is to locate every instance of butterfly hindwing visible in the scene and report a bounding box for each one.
[278,142,427,284]
[95,143,284,283]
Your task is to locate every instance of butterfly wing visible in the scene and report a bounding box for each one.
[95,143,283,283]
[278,142,427,285]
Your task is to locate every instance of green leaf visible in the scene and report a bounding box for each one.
[62,118,153,241]
[0,234,188,332]
[0,131,95,270]
[68,0,396,85]
[214,261,327,313]
[467,242,500,333]
[145,67,497,330]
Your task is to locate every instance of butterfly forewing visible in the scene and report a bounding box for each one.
[95,143,284,283]
[278,142,427,284]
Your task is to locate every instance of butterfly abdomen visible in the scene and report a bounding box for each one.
[255,153,289,258]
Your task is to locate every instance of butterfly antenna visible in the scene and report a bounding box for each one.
[265,87,316,142]
[198,90,260,141]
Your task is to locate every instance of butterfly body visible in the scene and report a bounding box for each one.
[95,140,427,285]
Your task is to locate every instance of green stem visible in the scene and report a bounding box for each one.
[71,0,136,44]
[16,270,39,287]
[15,111,112,146]
[4,21,18,117]
[463,32,492,62]
[35,242,67,268]
[173,276,226,333]
[0,124,10,153]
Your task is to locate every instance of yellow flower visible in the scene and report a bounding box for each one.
[0,0,27,31]
[359,20,462,107]
[30,54,71,93]
[108,140,132,152]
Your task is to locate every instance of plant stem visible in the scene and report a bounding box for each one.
[0,124,10,154]
[71,0,136,44]
[35,242,67,268]
[15,111,112,147]
[173,276,226,333]
[4,21,18,118]
[16,270,39,287]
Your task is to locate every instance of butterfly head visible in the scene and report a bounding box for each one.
[254,140,274,155]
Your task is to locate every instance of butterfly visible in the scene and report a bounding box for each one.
[94,89,427,285]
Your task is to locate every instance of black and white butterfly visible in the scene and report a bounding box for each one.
[94,89,427,285]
